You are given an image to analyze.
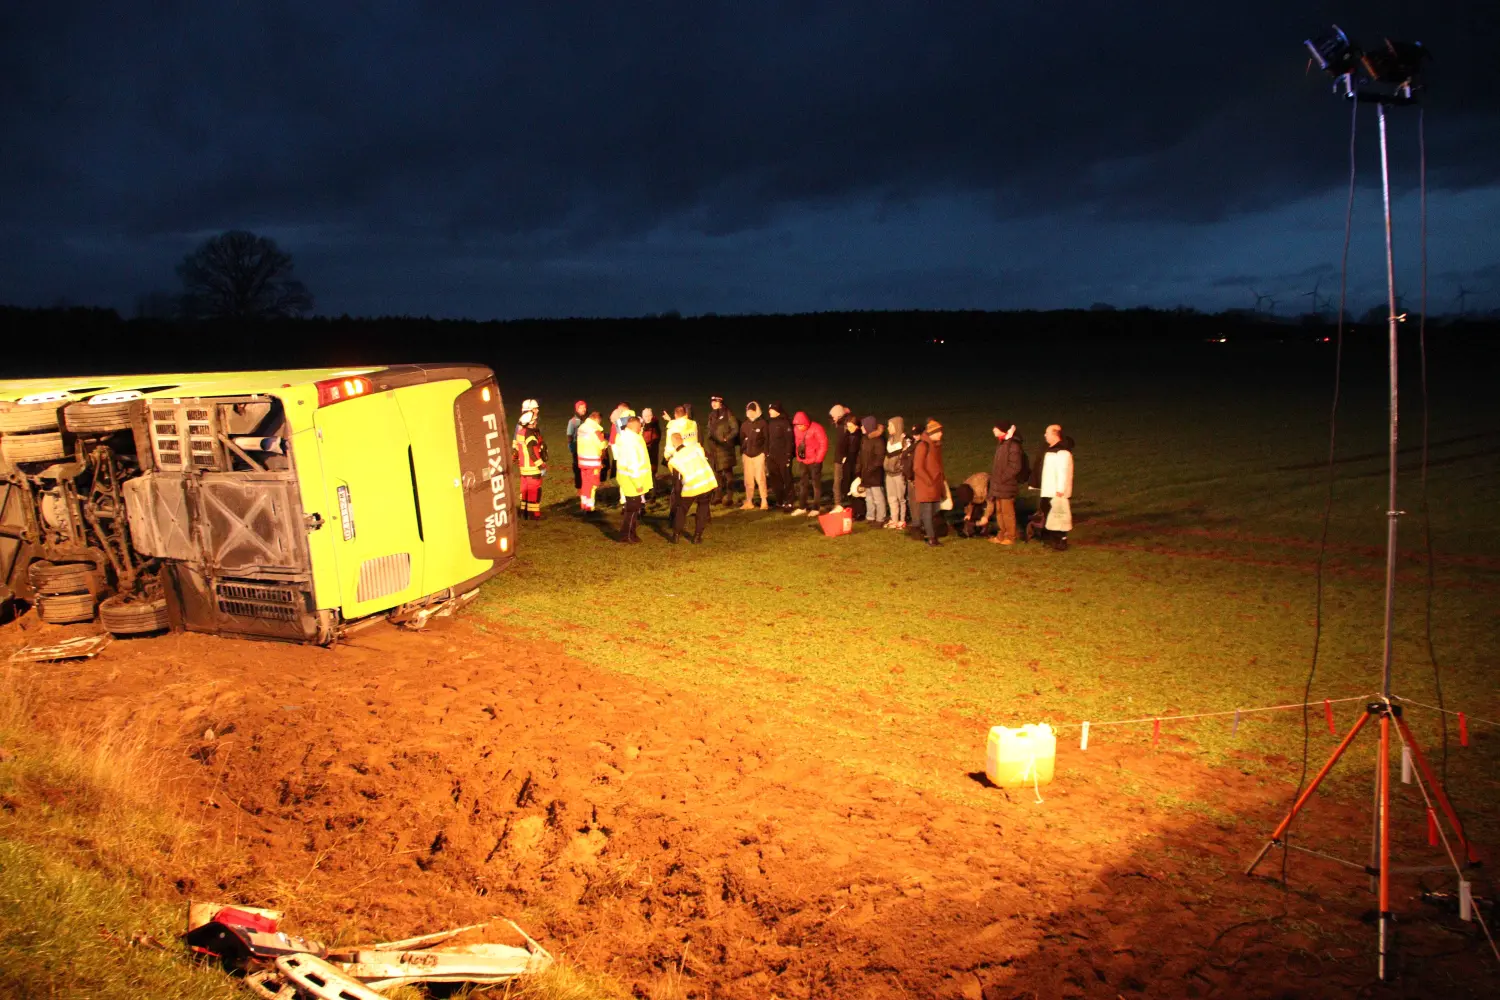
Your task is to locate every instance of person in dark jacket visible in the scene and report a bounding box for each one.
[856,415,888,524]
[832,411,861,512]
[566,399,587,490]
[765,402,795,511]
[913,419,947,546]
[639,407,663,488]
[739,401,769,510]
[987,420,1025,546]
[705,395,739,508]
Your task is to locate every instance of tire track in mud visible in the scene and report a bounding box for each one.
[7,619,1494,999]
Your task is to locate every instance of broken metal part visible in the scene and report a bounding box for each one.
[182,920,325,972]
[276,953,387,1000]
[244,969,298,1000]
[336,941,552,989]
[390,586,480,631]
[185,900,284,935]
[7,632,112,663]
[367,919,491,951]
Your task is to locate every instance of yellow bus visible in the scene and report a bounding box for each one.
[0,364,516,643]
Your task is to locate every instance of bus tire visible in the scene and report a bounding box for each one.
[0,403,61,434]
[28,561,101,596]
[37,591,97,624]
[63,401,136,435]
[99,594,170,635]
[1,431,69,464]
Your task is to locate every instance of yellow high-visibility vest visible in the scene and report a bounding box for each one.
[663,416,699,459]
[612,430,654,497]
[575,418,606,461]
[668,442,718,498]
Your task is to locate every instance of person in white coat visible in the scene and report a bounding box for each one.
[1033,424,1074,551]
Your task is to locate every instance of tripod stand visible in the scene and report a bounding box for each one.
[1246,38,1483,983]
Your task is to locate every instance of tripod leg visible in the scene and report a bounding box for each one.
[1246,708,1373,876]
[1378,712,1393,982]
[1393,714,1472,864]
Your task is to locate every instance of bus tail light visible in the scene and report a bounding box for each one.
[315,376,373,407]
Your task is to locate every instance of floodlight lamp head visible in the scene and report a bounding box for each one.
[1305,26,1356,77]
[1361,38,1429,91]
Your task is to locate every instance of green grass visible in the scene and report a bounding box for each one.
[484,367,1500,826]
[0,839,243,1000]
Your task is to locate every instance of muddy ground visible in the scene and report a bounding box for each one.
[4,616,1493,999]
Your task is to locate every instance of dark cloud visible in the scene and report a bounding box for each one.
[1,2,1497,317]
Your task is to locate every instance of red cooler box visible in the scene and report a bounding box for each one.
[818,508,854,537]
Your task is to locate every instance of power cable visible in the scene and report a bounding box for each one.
[1283,95,1357,885]
[1417,107,1468,847]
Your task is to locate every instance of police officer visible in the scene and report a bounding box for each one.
[666,432,718,543]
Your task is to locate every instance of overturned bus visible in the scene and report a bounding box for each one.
[0,364,517,644]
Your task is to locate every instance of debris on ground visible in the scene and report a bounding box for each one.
[8,632,112,662]
[182,901,552,997]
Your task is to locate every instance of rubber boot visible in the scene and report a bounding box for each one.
[628,509,643,544]
[617,512,633,543]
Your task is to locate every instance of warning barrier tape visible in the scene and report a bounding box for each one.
[1058,693,1495,751]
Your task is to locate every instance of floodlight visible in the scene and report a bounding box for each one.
[1360,38,1428,87]
[1304,26,1356,77]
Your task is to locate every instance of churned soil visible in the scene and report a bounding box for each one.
[4,616,1493,999]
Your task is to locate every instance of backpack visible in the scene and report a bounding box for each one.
[900,438,916,481]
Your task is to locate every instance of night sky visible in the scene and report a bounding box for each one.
[3,3,1496,320]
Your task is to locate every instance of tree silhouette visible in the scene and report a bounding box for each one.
[176,230,314,320]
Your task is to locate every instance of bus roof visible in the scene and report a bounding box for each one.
[0,367,387,404]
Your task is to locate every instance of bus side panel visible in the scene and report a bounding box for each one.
[314,392,427,621]
[393,380,496,598]
[288,425,342,611]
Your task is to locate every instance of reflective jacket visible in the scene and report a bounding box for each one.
[663,416,699,460]
[612,429,654,498]
[667,442,718,498]
[515,428,546,476]
[575,418,607,464]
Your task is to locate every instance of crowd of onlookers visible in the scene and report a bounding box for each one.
[514,397,1075,549]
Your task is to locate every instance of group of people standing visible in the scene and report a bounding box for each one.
[521,397,1076,550]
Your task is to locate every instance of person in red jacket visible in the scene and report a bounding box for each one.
[790,411,829,515]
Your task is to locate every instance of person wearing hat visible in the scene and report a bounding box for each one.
[575,409,607,511]
[705,395,739,508]
[765,402,796,511]
[566,399,587,490]
[515,398,540,443]
[855,415,888,525]
[913,418,947,546]
[513,405,547,520]
[987,420,1027,546]
[739,401,769,510]
[611,414,652,543]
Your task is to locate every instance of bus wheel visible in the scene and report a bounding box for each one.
[100,594,170,635]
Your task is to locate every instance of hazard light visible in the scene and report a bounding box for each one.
[315,376,373,406]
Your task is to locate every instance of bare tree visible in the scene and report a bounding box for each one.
[176,230,314,320]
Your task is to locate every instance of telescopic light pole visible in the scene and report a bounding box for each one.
[1375,97,1401,981]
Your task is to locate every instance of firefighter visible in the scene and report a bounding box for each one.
[514,407,547,520]
[612,413,653,543]
[516,397,540,443]
[666,432,717,543]
[575,409,607,511]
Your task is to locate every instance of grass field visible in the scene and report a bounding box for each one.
[3,337,1497,997]
[484,339,1500,811]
